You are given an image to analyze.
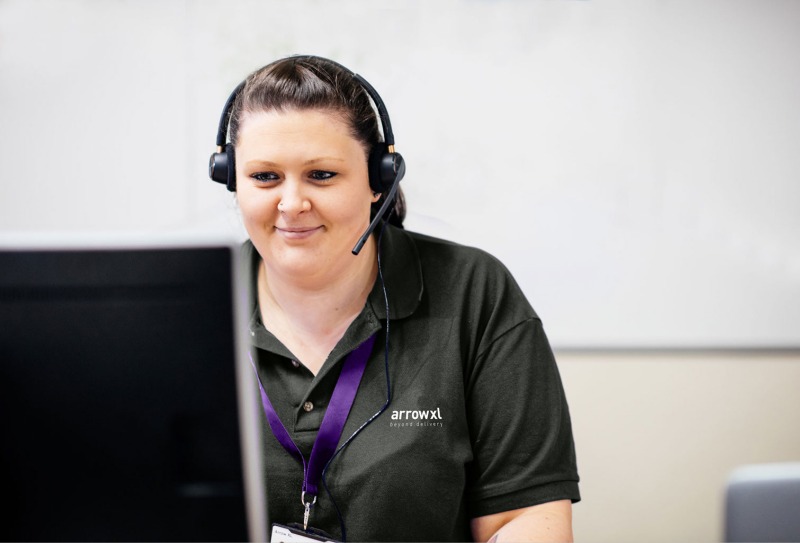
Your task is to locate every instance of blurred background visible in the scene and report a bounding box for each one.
[2,0,799,540]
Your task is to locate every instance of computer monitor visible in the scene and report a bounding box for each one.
[0,238,266,542]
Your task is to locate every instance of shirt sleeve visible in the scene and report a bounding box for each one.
[464,316,581,518]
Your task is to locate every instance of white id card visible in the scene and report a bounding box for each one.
[271,523,339,543]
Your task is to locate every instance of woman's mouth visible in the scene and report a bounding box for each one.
[275,225,323,240]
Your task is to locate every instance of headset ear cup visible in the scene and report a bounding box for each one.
[367,145,387,194]
[368,145,405,195]
[208,144,236,191]
[225,143,236,192]
[383,152,405,186]
[209,152,228,185]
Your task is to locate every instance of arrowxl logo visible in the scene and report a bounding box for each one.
[389,408,443,428]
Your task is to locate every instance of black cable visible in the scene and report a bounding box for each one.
[320,215,393,542]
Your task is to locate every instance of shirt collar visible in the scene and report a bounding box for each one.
[244,224,423,352]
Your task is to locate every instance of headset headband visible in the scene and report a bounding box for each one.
[214,81,245,151]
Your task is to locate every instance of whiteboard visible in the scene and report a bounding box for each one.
[1,0,798,348]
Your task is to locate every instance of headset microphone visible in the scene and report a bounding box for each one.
[351,154,404,255]
[349,69,405,255]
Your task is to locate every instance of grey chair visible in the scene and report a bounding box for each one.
[724,462,800,542]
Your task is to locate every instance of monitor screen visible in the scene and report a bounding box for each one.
[0,241,265,542]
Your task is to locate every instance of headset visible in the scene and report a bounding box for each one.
[208,55,406,255]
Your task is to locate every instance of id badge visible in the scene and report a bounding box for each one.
[271,523,339,543]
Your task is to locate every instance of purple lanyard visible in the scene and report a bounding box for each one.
[250,334,376,529]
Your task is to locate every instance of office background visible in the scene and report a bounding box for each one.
[2,0,799,540]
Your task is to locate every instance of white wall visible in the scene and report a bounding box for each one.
[3,0,799,349]
[2,1,799,540]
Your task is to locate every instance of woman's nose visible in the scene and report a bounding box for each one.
[277,179,311,215]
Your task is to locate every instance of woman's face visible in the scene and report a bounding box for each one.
[235,108,379,281]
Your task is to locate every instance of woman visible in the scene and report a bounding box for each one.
[210,55,580,542]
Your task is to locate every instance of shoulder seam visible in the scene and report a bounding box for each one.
[474,316,542,362]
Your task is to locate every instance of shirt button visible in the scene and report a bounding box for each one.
[291,360,301,368]
[302,401,314,412]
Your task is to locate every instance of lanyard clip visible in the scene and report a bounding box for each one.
[301,491,317,531]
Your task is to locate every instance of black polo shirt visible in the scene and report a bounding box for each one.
[247,225,580,542]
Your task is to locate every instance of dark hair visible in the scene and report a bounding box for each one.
[229,55,405,226]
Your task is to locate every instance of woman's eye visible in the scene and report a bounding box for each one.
[251,172,279,183]
[309,170,337,182]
